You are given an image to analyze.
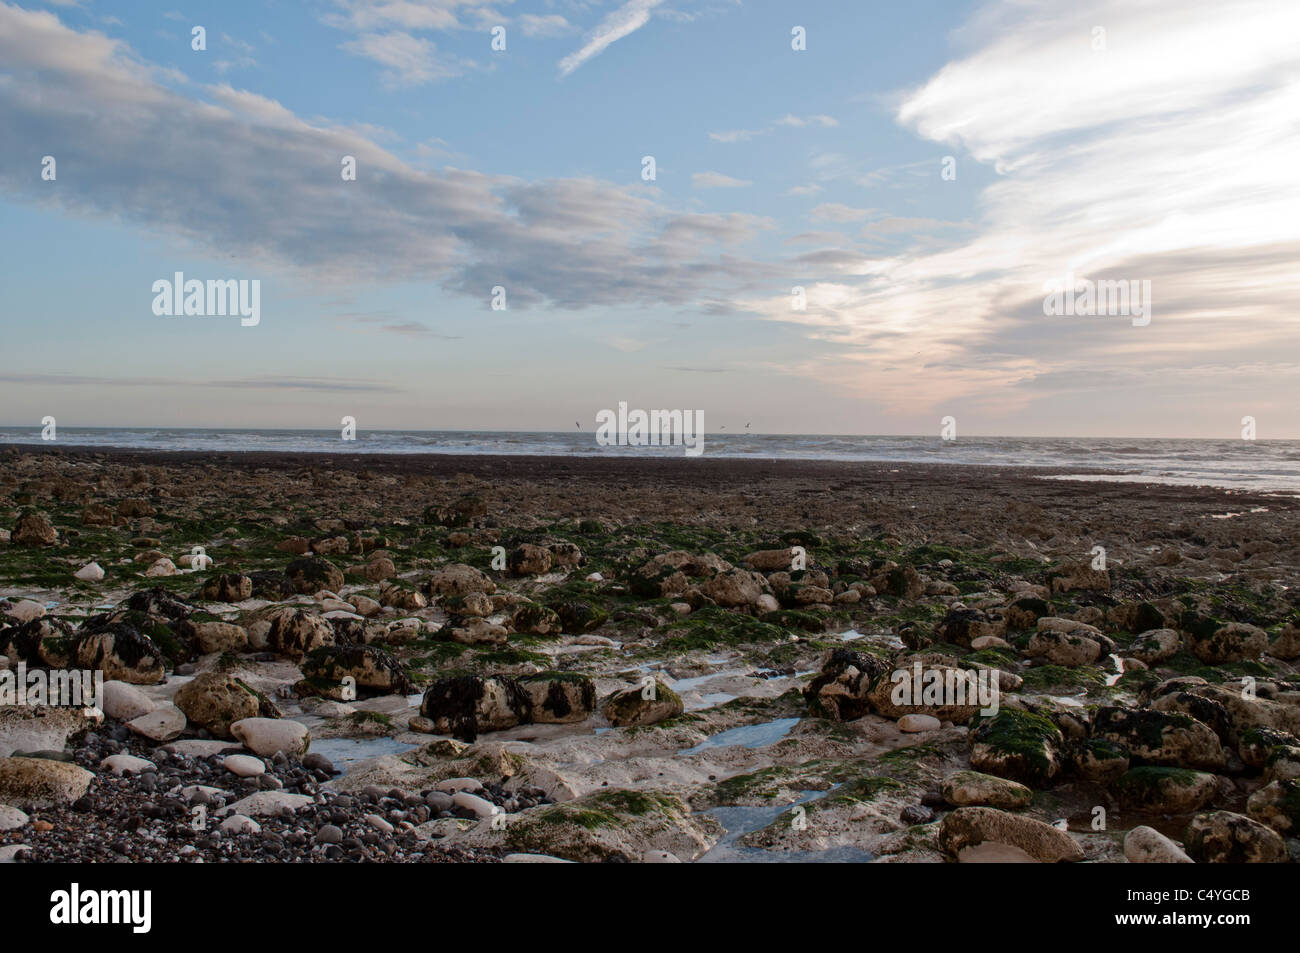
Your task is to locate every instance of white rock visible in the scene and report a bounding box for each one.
[0,844,30,863]
[181,784,229,801]
[145,558,179,577]
[101,681,156,721]
[898,714,942,733]
[364,813,394,834]
[163,740,241,758]
[100,754,156,776]
[222,791,312,817]
[502,853,574,863]
[300,699,357,718]
[756,594,780,613]
[223,755,266,778]
[320,599,356,613]
[451,791,497,818]
[322,610,363,621]
[219,814,261,835]
[4,600,45,623]
[642,850,682,863]
[230,718,310,757]
[0,805,28,832]
[74,562,105,582]
[436,777,483,794]
[1124,825,1194,864]
[585,572,604,582]
[127,704,187,742]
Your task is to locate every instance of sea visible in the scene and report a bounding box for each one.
[2,428,1298,493]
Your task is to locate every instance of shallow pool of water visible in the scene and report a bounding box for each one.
[310,736,418,774]
[696,789,874,863]
[677,717,800,756]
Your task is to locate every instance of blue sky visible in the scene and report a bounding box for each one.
[1,0,1297,437]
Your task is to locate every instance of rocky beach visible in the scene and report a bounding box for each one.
[1,444,1298,864]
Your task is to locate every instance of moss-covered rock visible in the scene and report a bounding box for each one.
[420,675,531,741]
[1184,810,1287,863]
[603,679,684,728]
[940,770,1033,809]
[174,671,279,738]
[502,789,720,862]
[1187,622,1269,665]
[803,648,892,722]
[549,600,607,634]
[267,608,336,661]
[511,603,563,636]
[301,643,412,694]
[284,557,345,595]
[1245,778,1300,835]
[1070,737,1130,784]
[968,709,1065,788]
[938,806,1084,862]
[1091,705,1224,771]
[74,621,166,684]
[517,671,596,724]
[1113,767,1217,813]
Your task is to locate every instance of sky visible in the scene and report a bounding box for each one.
[0,0,1297,438]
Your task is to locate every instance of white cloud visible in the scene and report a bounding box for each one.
[340,30,473,85]
[708,128,761,143]
[519,13,572,37]
[692,171,751,189]
[809,203,874,223]
[558,0,663,76]
[750,0,1300,421]
[0,4,768,313]
[774,113,837,128]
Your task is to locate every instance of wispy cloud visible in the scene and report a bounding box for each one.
[340,30,474,85]
[748,0,1300,417]
[0,4,769,313]
[519,13,573,38]
[809,203,875,223]
[774,114,837,128]
[710,114,838,143]
[558,0,663,76]
[347,314,463,339]
[692,171,751,189]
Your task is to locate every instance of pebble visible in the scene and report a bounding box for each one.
[100,754,156,776]
[74,562,105,582]
[898,714,942,733]
[451,791,497,819]
[315,824,343,845]
[101,682,156,722]
[230,718,310,758]
[223,755,266,778]
[127,705,187,742]
[220,814,262,835]
[435,777,483,794]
